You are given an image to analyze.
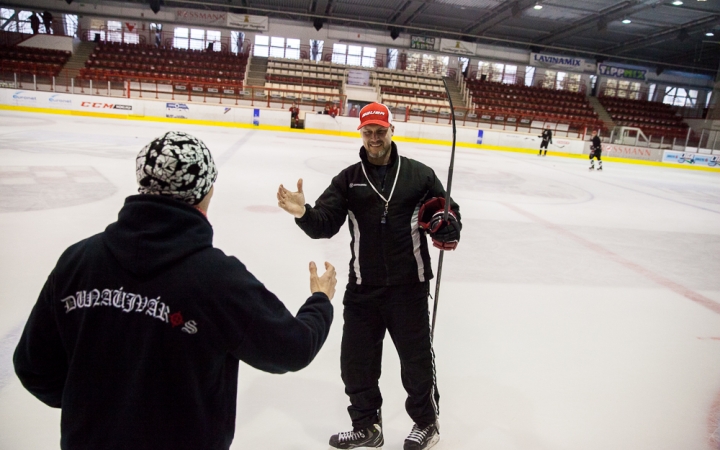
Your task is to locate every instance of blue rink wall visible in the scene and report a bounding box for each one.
[0,88,718,173]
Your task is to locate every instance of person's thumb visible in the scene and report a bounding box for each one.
[309,261,317,277]
[297,178,304,193]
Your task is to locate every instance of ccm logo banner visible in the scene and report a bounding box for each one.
[80,102,132,111]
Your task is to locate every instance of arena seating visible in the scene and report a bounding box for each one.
[376,69,449,113]
[79,41,248,85]
[264,57,342,101]
[0,45,70,77]
[597,95,689,139]
[466,79,600,127]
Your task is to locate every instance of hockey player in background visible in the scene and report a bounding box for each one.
[277,102,461,450]
[538,125,552,156]
[14,132,336,450]
[590,130,603,170]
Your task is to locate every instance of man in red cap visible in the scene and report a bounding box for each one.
[277,102,461,450]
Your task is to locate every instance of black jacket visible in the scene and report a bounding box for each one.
[296,143,460,286]
[13,195,333,450]
[591,135,602,150]
[541,129,552,143]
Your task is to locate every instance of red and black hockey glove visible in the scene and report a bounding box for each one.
[418,197,460,251]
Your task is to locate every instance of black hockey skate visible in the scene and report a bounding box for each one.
[403,422,440,450]
[329,424,383,449]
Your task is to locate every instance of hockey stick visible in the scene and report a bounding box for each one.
[431,78,458,340]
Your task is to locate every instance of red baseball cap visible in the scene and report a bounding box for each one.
[357,103,393,130]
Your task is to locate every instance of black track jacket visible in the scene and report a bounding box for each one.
[296,143,461,286]
[13,194,333,450]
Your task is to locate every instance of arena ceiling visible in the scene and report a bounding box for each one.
[146,0,720,76]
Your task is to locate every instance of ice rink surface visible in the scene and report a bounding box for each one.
[0,110,719,450]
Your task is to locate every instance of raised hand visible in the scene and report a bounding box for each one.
[309,261,336,300]
[277,178,307,218]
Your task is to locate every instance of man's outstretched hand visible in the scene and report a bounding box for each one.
[277,178,307,218]
[309,261,336,300]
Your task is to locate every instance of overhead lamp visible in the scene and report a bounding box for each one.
[313,18,324,31]
[390,27,400,40]
[149,0,160,14]
[533,3,543,10]
[622,18,632,24]
[672,0,683,5]
[705,31,715,36]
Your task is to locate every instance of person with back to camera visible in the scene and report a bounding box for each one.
[277,102,462,450]
[589,130,603,171]
[13,131,337,450]
[538,125,552,156]
[30,12,40,35]
[41,10,53,34]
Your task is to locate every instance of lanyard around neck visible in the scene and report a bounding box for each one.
[361,156,401,224]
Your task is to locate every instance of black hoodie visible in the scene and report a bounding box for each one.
[13,194,333,450]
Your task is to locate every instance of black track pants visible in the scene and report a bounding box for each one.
[341,281,439,429]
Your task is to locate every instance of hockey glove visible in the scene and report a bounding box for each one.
[418,197,460,250]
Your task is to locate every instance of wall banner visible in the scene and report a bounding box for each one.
[439,39,477,56]
[530,52,595,72]
[598,64,647,81]
[227,14,269,31]
[175,9,227,26]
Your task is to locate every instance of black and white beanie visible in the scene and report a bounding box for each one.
[136,132,217,205]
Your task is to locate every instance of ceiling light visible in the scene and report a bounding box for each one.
[706,31,715,36]
[622,18,632,24]
[534,3,543,9]
[672,0,683,5]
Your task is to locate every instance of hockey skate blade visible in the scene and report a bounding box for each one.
[328,447,382,450]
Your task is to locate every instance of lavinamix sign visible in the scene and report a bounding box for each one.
[598,64,647,81]
[530,53,595,72]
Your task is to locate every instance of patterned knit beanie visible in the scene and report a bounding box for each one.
[136,131,217,205]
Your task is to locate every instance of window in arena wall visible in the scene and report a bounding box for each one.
[310,40,324,61]
[387,48,398,69]
[566,73,582,92]
[541,70,556,89]
[476,61,516,84]
[206,30,221,51]
[331,44,377,66]
[285,38,300,59]
[1,9,17,32]
[270,37,285,57]
[107,21,122,43]
[107,20,139,44]
[407,53,447,75]
[253,35,269,57]
[663,87,697,107]
[648,84,657,101]
[174,28,189,49]
[525,66,535,86]
[362,47,376,68]
[347,45,362,66]
[64,14,78,37]
[190,28,205,50]
[332,44,347,64]
[231,31,245,54]
[502,65,517,84]
[17,11,33,34]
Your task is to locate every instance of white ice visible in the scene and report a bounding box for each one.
[1,110,719,450]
